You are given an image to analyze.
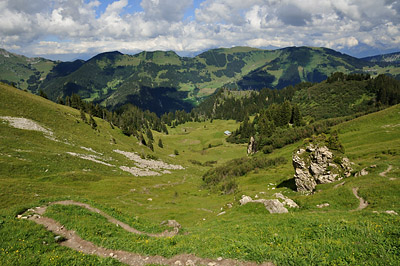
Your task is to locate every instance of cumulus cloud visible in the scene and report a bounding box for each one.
[0,0,399,59]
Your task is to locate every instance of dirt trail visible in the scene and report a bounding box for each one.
[24,201,274,266]
[34,200,179,237]
[351,187,368,211]
[379,165,393,177]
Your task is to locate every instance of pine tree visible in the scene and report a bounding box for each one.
[158,138,164,148]
[80,108,87,123]
[38,89,48,99]
[146,128,154,141]
[148,141,154,151]
[89,115,97,129]
[290,104,301,126]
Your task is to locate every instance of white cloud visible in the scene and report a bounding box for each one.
[0,0,399,59]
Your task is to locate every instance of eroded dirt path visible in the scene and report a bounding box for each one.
[33,200,179,237]
[351,187,368,211]
[379,165,393,177]
[23,201,274,266]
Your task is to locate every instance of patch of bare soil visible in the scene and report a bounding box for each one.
[20,201,274,266]
[351,187,368,211]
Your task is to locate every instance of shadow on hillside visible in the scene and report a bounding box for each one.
[277,177,297,191]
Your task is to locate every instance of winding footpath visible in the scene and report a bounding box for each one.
[21,200,274,266]
[379,165,393,177]
[351,187,368,211]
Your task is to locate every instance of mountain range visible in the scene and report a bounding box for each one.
[1,47,399,115]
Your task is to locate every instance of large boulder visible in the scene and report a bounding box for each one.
[293,143,352,193]
[239,193,298,213]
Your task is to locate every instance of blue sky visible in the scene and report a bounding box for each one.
[0,0,399,61]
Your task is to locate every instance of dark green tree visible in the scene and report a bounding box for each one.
[146,128,154,141]
[80,108,87,123]
[158,138,164,148]
[290,104,301,126]
[38,89,48,99]
[89,115,97,129]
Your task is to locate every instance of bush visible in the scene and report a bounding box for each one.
[203,156,286,194]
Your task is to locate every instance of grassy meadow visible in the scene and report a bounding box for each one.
[0,83,399,265]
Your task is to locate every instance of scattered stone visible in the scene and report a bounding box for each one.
[273,193,299,208]
[147,198,153,201]
[54,236,62,241]
[109,253,114,257]
[293,144,352,193]
[255,194,259,199]
[263,199,288,213]
[241,193,297,213]
[114,149,184,170]
[17,215,22,219]
[120,166,160,177]
[240,195,253,205]
[174,261,182,266]
[186,259,195,266]
[161,220,181,229]
[208,262,217,266]
[370,165,377,168]
[217,211,226,216]
[227,203,233,208]
[385,210,398,215]
[283,198,298,208]
[355,168,369,177]
[67,152,114,167]
[316,203,330,208]
[217,257,223,261]
[0,116,53,136]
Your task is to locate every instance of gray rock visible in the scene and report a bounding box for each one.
[240,195,253,205]
[283,198,299,208]
[161,220,181,229]
[355,168,369,177]
[247,136,256,155]
[293,144,352,193]
[263,199,288,213]
[316,203,330,208]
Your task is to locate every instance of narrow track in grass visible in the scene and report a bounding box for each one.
[22,201,274,266]
[351,187,368,211]
[379,165,393,177]
[32,200,180,237]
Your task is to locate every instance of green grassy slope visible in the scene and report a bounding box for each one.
[1,83,400,265]
[0,49,56,91]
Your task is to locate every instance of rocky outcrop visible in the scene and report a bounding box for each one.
[247,136,256,155]
[239,193,298,213]
[293,144,352,193]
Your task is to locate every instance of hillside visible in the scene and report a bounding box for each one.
[0,48,56,91]
[1,82,400,265]
[362,51,400,64]
[1,47,399,115]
